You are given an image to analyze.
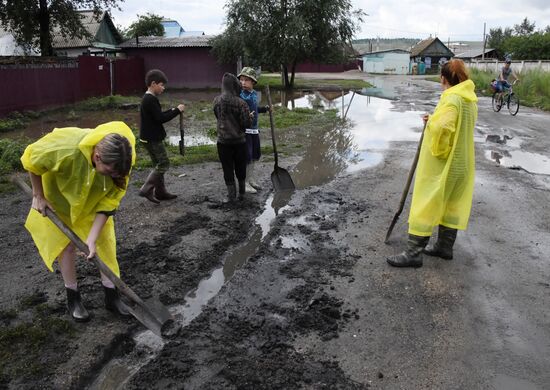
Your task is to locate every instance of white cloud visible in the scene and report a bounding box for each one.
[110,0,550,39]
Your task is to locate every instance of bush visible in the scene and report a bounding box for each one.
[0,139,27,174]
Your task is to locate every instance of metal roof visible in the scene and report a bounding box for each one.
[455,48,495,58]
[119,35,213,48]
[360,49,410,56]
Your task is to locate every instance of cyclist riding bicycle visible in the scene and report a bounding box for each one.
[495,57,520,95]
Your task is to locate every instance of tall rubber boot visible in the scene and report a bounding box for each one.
[139,171,160,204]
[238,179,246,201]
[66,288,90,322]
[224,184,237,203]
[245,164,257,193]
[386,234,430,268]
[104,287,131,317]
[155,173,177,200]
[249,161,262,190]
[423,225,457,260]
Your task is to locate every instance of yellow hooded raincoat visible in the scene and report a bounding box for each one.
[408,80,478,237]
[21,122,136,276]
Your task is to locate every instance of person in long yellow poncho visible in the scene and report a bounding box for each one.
[387,59,478,268]
[21,121,136,321]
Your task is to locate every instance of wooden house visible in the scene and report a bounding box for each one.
[410,37,454,73]
[52,11,122,57]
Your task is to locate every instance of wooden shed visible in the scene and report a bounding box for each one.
[410,37,454,73]
[119,35,235,89]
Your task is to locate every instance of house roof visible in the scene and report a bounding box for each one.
[455,48,495,59]
[361,48,410,56]
[410,37,453,57]
[119,35,213,48]
[52,10,122,49]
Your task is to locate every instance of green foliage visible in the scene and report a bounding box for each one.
[0,0,122,56]
[211,0,365,88]
[0,138,27,174]
[123,13,164,38]
[486,18,550,60]
[74,95,141,111]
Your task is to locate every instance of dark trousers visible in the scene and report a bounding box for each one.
[217,142,247,185]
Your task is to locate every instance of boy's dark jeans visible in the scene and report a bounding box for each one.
[142,140,169,174]
[217,142,247,185]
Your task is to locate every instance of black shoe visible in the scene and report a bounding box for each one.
[66,288,90,322]
[386,252,423,268]
[104,287,131,317]
[423,225,456,260]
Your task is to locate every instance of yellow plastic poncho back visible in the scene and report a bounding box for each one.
[408,80,478,236]
[21,121,136,276]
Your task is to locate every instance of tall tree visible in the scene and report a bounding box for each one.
[0,0,121,56]
[513,17,536,36]
[486,26,513,59]
[211,0,365,89]
[123,13,164,39]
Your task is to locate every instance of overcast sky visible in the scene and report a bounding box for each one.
[111,0,550,42]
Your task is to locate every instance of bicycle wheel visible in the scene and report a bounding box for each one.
[492,93,503,112]
[508,93,519,116]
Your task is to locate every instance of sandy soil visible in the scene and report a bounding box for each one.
[1,74,549,390]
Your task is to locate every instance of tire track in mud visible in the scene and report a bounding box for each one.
[125,189,371,389]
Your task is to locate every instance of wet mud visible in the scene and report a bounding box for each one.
[2,73,550,389]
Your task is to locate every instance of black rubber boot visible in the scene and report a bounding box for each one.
[423,225,457,260]
[66,288,90,322]
[387,234,430,268]
[225,184,237,203]
[237,179,246,201]
[104,287,131,317]
[155,173,177,200]
[139,171,160,204]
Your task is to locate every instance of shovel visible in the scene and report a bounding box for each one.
[265,85,295,191]
[12,175,174,337]
[384,122,426,244]
[178,112,185,156]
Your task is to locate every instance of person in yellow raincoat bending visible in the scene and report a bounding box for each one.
[21,121,135,322]
[387,59,478,268]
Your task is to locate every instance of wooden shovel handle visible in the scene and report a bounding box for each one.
[12,175,145,305]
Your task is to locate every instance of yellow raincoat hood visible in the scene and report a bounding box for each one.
[408,80,478,236]
[21,121,136,275]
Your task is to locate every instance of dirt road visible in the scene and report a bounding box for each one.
[1,74,549,389]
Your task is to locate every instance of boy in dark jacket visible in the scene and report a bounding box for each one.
[213,73,252,201]
[139,69,185,204]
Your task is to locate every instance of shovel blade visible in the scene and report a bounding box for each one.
[127,297,174,337]
[271,167,295,191]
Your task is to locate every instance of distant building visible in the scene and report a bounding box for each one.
[52,10,122,57]
[410,37,454,73]
[119,35,235,89]
[161,19,204,38]
[361,49,410,75]
[455,48,497,61]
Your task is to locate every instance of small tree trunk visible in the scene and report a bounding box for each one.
[281,64,290,89]
[289,60,297,89]
[38,0,54,56]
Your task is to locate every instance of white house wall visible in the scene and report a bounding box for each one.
[362,52,410,75]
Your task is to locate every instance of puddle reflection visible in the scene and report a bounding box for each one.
[486,150,550,175]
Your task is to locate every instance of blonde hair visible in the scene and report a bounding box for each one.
[95,134,132,188]
[441,59,469,86]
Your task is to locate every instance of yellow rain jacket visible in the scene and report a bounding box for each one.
[21,121,136,276]
[408,79,478,236]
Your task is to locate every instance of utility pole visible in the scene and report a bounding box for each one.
[482,22,486,60]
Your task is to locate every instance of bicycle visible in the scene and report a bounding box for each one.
[492,80,519,116]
